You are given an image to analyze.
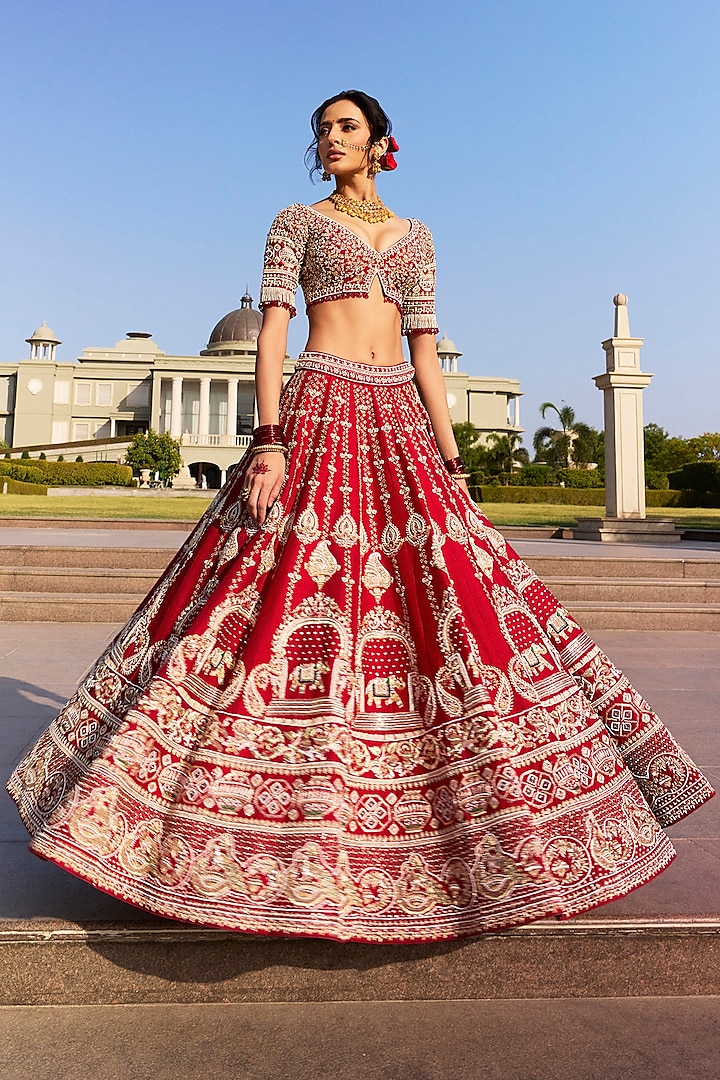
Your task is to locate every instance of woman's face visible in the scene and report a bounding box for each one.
[317,99,381,180]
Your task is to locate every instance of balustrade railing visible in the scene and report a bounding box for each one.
[181,434,253,448]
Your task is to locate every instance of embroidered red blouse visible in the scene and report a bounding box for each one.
[259,204,439,336]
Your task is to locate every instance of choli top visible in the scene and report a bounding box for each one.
[259,203,438,336]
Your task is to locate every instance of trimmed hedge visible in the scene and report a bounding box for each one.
[0,461,44,483]
[668,462,720,493]
[512,466,604,489]
[471,486,606,505]
[4,461,135,486]
[470,486,720,508]
[0,478,48,495]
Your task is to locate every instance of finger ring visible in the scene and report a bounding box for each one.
[240,488,250,501]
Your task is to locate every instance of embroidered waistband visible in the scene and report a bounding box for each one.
[295,352,415,386]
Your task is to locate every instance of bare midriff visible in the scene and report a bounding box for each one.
[304,276,406,366]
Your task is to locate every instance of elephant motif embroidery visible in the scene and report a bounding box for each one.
[365,675,406,708]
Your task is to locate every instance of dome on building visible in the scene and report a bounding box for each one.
[436,333,460,357]
[26,320,61,347]
[202,292,263,355]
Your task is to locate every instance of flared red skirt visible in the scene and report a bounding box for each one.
[7,352,714,942]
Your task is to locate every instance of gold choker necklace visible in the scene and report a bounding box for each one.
[328,190,393,224]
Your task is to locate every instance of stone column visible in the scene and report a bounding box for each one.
[226,378,239,443]
[170,376,183,438]
[574,294,677,542]
[594,294,652,518]
[199,377,211,437]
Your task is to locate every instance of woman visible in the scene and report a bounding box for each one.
[8,91,713,943]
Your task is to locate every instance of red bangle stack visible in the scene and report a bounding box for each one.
[253,424,284,446]
[250,424,288,458]
[445,456,471,480]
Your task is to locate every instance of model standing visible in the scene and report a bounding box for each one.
[8,91,713,942]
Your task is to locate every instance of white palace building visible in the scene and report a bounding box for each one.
[0,295,522,488]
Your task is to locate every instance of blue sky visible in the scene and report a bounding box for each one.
[1,0,718,439]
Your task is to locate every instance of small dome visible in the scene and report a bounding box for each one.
[206,292,263,350]
[26,320,61,346]
[437,333,460,356]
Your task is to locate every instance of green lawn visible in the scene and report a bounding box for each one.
[1,494,719,530]
[0,495,211,521]
[480,504,720,529]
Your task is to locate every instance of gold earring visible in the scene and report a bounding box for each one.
[368,156,381,177]
[322,170,331,181]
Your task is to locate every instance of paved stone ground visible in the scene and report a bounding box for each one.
[1,524,720,558]
[0,997,719,1080]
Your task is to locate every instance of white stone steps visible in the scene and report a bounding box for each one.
[562,601,720,631]
[546,577,720,604]
[0,546,173,570]
[0,566,160,594]
[0,592,143,622]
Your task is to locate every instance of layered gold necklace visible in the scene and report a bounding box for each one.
[328,190,394,224]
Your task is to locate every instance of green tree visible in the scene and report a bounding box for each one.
[452,423,491,481]
[644,423,695,477]
[533,402,598,469]
[485,431,529,481]
[688,432,720,462]
[125,429,181,483]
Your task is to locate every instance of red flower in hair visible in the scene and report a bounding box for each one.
[380,136,399,171]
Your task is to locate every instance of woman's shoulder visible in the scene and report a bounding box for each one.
[407,217,435,251]
[267,203,312,227]
[407,216,432,235]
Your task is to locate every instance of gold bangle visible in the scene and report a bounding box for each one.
[451,473,471,480]
[248,444,288,457]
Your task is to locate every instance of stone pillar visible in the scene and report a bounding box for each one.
[574,294,678,543]
[226,378,239,443]
[170,376,183,438]
[199,378,211,437]
[110,416,116,438]
[595,294,652,519]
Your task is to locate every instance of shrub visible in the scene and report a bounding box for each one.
[668,461,720,493]
[559,468,604,489]
[39,452,46,460]
[20,450,30,459]
[468,486,720,508]
[470,486,606,505]
[645,467,670,490]
[0,478,48,495]
[515,465,555,486]
[32,461,134,487]
[0,460,134,486]
[75,455,84,462]
[0,461,44,483]
[646,490,682,506]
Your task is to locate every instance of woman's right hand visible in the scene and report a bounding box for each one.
[240,451,287,527]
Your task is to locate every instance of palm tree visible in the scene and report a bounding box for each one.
[533,402,576,467]
[486,431,529,480]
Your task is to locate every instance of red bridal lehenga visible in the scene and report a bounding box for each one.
[7,201,715,942]
[7,351,714,942]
